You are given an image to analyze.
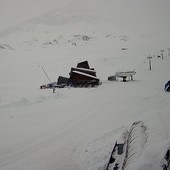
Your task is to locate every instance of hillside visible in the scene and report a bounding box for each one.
[0,0,170,170]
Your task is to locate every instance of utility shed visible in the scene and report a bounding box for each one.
[108,71,136,82]
[57,76,69,86]
[115,71,136,82]
[69,61,100,87]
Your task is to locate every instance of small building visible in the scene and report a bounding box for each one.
[40,60,100,89]
[165,80,170,92]
[108,75,117,81]
[57,76,69,87]
[108,71,136,82]
[69,61,100,87]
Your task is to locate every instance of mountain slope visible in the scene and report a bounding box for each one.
[0,0,170,170]
[1,0,170,47]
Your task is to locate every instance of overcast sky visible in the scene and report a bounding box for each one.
[0,0,170,35]
[0,0,74,32]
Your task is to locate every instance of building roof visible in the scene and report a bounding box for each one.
[72,70,99,80]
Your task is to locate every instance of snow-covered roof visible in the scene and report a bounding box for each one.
[115,71,136,77]
[72,70,99,80]
[71,67,96,73]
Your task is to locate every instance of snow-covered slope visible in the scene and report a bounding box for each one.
[1,0,170,48]
[0,0,170,170]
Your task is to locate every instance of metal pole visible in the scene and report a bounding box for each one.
[147,56,152,70]
[161,50,164,60]
[40,66,51,83]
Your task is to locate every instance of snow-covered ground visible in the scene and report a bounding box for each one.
[0,0,170,170]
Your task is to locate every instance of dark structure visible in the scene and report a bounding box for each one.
[108,75,117,81]
[40,60,100,89]
[165,81,170,92]
[106,141,124,170]
[77,60,90,69]
[69,61,100,87]
[40,82,58,89]
[161,149,170,170]
[57,76,69,87]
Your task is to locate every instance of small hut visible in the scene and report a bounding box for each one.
[57,76,69,87]
[69,61,100,87]
[40,60,100,89]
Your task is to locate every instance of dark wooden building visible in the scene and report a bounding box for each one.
[40,60,100,89]
[57,76,69,86]
[69,61,100,87]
